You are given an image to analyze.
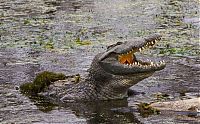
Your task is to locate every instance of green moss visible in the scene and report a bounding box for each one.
[44,40,54,49]
[159,47,195,56]
[137,103,160,118]
[20,71,66,95]
[20,82,36,94]
[75,37,91,46]
[24,19,31,25]
[155,0,200,57]
[154,93,169,101]
[135,30,151,37]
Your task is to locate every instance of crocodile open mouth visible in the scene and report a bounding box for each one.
[118,38,165,67]
[98,34,166,75]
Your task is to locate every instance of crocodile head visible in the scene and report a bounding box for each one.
[58,34,167,101]
[79,34,167,100]
[98,34,166,75]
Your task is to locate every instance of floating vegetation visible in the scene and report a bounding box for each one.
[158,47,197,56]
[137,103,160,118]
[24,19,31,25]
[43,40,54,49]
[20,71,66,95]
[153,92,170,101]
[75,37,92,46]
[154,0,199,57]
[135,30,152,37]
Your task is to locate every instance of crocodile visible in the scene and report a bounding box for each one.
[43,34,166,102]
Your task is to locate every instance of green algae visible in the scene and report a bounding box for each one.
[153,92,170,101]
[33,37,55,50]
[137,103,160,118]
[24,19,31,25]
[43,40,54,49]
[20,71,66,95]
[158,47,197,56]
[75,37,92,46]
[154,0,200,57]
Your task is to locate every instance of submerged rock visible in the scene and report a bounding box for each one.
[150,97,200,112]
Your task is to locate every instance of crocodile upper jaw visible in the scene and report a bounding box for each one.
[99,34,166,75]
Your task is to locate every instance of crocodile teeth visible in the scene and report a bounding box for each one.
[139,48,142,52]
[160,60,165,64]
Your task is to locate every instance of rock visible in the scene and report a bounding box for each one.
[150,97,200,112]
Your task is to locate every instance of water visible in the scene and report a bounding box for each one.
[0,0,199,123]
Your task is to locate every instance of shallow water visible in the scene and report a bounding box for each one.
[0,0,199,123]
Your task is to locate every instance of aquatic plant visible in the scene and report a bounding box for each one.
[154,92,170,101]
[137,103,160,117]
[44,39,54,49]
[75,37,91,46]
[20,71,66,95]
[24,19,31,25]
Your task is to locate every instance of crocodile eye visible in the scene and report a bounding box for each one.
[116,42,123,45]
[107,42,123,50]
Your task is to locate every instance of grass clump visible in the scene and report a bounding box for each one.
[137,103,160,117]
[20,71,66,95]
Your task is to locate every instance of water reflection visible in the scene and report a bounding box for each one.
[29,95,139,124]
